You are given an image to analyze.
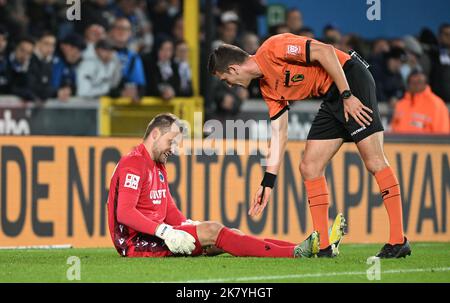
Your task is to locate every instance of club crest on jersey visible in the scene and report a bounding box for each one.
[124,173,140,190]
[287,44,300,55]
[158,170,165,182]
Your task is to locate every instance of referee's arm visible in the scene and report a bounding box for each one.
[309,41,350,94]
[266,109,289,175]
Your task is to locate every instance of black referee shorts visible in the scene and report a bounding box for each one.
[307,58,384,143]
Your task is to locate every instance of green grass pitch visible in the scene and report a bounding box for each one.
[1,243,449,283]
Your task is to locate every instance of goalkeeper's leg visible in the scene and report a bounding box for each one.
[196,221,318,258]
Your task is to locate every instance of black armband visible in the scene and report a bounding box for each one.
[261,172,277,188]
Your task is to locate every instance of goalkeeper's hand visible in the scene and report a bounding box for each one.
[155,224,196,255]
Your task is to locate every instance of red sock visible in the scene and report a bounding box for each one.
[375,166,405,245]
[304,176,330,249]
[215,227,295,258]
[264,238,296,247]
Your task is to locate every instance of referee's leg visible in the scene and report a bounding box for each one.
[300,138,344,250]
[356,131,405,245]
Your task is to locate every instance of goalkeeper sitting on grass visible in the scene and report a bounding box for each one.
[107,113,345,258]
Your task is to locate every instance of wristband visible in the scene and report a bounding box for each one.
[260,172,277,188]
[155,223,173,239]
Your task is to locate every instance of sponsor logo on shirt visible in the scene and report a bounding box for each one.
[150,189,166,205]
[158,170,165,182]
[124,173,140,190]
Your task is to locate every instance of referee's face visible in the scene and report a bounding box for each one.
[216,65,251,88]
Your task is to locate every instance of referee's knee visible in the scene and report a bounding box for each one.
[299,160,324,180]
[364,158,389,175]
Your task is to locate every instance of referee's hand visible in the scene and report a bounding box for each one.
[249,186,272,217]
[343,95,373,127]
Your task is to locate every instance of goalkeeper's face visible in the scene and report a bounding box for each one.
[152,123,182,164]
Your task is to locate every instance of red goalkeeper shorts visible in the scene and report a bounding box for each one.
[126,224,204,258]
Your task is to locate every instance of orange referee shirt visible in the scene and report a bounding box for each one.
[252,33,351,119]
[390,86,450,134]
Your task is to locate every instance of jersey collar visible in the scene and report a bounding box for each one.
[138,143,156,169]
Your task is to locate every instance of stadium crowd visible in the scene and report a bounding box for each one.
[0,0,193,103]
[0,0,448,134]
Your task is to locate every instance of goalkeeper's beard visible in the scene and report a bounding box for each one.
[152,145,170,164]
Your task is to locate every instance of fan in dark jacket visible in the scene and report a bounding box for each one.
[27,32,57,102]
[7,37,35,101]
[142,38,181,100]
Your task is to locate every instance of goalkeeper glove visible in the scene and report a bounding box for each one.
[155,224,196,255]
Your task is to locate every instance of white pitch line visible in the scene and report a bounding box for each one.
[158,267,450,283]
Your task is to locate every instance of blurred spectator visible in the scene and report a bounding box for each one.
[76,0,114,35]
[28,31,56,102]
[390,71,449,134]
[240,32,261,98]
[285,8,303,35]
[340,34,368,58]
[400,35,429,83]
[298,26,315,39]
[52,33,86,102]
[7,37,35,100]
[77,39,122,98]
[131,1,154,54]
[371,39,390,57]
[0,26,9,94]
[142,38,180,100]
[216,0,266,34]
[173,40,193,97]
[419,27,439,51]
[240,32,260,55]
[268,23,290,37]
[171,14,184,42]
[370,47,406,104]
[367,39,390,78]
[25,0,62,37]
[429,23,450,103]
[83,23,107,59]
[114,0,152,53]
[114,0,140,31]
[0,0,28,38]
[147,0,181,39]
[390,38,406,50]
[322,24,342,47]
[109,17,146,101]
[212,11,239,49]
[211,78,245,121]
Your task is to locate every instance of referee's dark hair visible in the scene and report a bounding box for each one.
[208,44,249,74]
[144,113,182,140]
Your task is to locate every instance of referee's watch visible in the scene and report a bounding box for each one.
[341,90,352,100]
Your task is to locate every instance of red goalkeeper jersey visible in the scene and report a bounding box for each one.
[107,143,186,256]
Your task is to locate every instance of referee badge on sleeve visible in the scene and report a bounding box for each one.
[124,173,140,190]
[287,44,300,55]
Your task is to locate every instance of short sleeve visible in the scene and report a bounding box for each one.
[274,36,311,65]
[265,98,290,120]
